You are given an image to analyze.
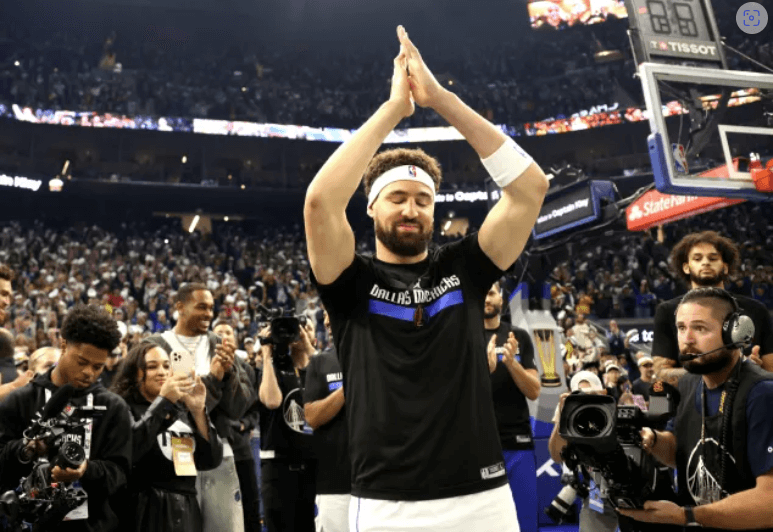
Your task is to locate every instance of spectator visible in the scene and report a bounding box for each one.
[606,320,625,357]
[631,355,655,401]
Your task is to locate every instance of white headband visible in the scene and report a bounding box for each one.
[367,165,436,209]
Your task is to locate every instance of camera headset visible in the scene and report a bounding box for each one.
[678,290,755,363]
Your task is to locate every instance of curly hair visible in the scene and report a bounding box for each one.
[362,148,442,199]
[0,264,13,282]
[61,304,121,352]
[669,231,739,285]
[110,343,156,400]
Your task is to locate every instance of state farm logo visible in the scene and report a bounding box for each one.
[628,205,644,221]
[630,194,700,220]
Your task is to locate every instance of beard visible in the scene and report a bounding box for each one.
[484,303,502,319]
[375,218,433,258]
[682,347,734,375]
[688,268,726,287]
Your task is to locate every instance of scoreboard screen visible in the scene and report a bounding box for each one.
[528,0,628,30]
[624,0,725,66]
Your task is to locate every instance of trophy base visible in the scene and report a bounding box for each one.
[540,376,563,387]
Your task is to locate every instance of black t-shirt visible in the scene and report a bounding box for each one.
[485,323,536,449]
[652,294,773,365]
[258,364,315,461]
[313,233,507,501]
[632,378,652,400]
[303,348,350,495]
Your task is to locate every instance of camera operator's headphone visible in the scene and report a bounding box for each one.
[713,290,754,348]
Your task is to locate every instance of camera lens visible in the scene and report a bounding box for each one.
[56,441,86,470]
[571,406,609,437]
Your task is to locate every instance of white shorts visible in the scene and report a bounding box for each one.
[317,494,351,532]
[349,484,520,532]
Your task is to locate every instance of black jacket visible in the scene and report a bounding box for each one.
[122,392,224,532]
[0,369,132,532]
[226,359,260,461]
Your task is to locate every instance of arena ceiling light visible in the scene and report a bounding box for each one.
[49,177,64,192]
[188,214,200,233]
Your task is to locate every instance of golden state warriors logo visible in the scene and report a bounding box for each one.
[283,389,313,435]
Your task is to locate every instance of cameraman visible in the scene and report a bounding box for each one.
[0,304,132,532]
[257,319,317,532]
[620,288,773,530]
[548,371,619,532]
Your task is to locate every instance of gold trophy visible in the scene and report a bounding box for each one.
[533,329,562,387]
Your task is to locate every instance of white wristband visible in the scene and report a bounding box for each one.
[481,138,534,188]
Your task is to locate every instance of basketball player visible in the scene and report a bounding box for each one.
[304,26,549,531]
[484,281,541,532]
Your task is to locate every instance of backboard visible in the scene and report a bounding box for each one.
[639,62,773,201]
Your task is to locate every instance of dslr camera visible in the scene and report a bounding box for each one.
[546,381,679,524]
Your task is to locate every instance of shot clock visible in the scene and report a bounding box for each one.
[625,0,727,67]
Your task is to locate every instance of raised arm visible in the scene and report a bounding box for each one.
[304,37,414,285]
[398,28,549,271]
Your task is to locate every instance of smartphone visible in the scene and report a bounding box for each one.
[170,350,195,375]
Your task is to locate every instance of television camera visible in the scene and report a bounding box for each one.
[546,381,680,528]
[257,305,309,370]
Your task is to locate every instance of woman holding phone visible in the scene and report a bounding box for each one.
[111,343,223,532]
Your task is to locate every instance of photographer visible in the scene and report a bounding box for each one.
[111,343,223,532]
[619,288,773,530]
[548,370,619,532]
[0,304,132,532]
[257,318,316,532]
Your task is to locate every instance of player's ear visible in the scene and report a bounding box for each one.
[682,263,690,275]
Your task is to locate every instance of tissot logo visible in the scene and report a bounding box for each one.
[650,41,718,56]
